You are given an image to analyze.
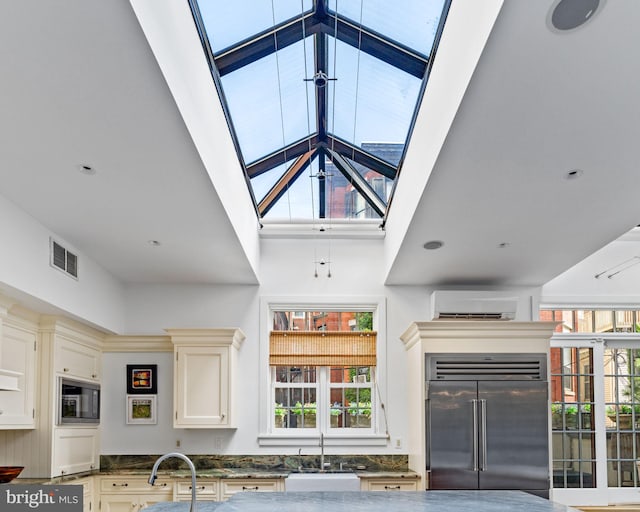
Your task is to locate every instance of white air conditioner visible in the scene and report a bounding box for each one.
[429,291,518,321]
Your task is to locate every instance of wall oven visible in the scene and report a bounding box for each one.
[58,378,100,424]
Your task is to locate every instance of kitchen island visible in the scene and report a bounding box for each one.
[143,491,580,512]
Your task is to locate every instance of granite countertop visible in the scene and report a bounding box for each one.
[143,491,581,512]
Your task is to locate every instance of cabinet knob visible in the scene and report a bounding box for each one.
[63,368,69,372]
[91,374,97,379]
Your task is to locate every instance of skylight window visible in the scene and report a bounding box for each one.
[189,0,450,224]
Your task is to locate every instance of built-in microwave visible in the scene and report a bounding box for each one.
[58,378,100,425]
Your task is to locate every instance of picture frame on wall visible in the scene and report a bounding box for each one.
[126,364,157,394]
[126,394,157,424]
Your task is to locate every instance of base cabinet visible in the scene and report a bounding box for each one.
[360,477,420,491]
[220,478,282,500]
[174,480,218,501]
[99,477,172,511]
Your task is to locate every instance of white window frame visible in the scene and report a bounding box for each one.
[258,295,388,447]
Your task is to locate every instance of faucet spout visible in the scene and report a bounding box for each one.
[149,453,197,512]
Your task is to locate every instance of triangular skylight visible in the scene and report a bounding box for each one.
[189,0,450,224]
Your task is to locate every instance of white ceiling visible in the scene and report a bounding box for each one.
[0,0,638,289]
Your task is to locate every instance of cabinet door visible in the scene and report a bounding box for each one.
[220,479,281,500]
[0,324,36,428]
[362,479,419,491]
[100,495,140,512]
[137,494,172,510]
[174,346,229,427]
[52,427,99,476]
[56,338,101,381]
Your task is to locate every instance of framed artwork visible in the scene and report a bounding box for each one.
[126,364,157,394]
[126,395,157,424]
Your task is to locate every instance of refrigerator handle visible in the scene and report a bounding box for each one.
[480,398,488,471]
[472,399,479,472]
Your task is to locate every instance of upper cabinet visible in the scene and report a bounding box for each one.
[54,337,101,382]
[0,301,39,429]
[167,329,245,429]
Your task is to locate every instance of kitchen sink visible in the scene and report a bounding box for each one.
[285,471,360,492]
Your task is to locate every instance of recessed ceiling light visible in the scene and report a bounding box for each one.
[549,0,602,31]
[77,164,96,175]
[423,240,444,250]
[147,240,161,247]
[564,169,584,180]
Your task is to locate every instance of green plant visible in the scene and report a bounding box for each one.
[330,407,341,416]
[348,401,372,417]
[551,403,562,414]
[292,402,316,415]
[274,403,286,417]
[606,404,640,415]
[564,405,578,416]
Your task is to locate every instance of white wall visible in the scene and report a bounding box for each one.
[100,237,544,456]
[0,192,125,333]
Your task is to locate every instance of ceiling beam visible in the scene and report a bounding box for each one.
[324,136,398,180]
[326,148,386,218]
[215,13,321,77]
[247,135,319,178]
[258,150,315,217]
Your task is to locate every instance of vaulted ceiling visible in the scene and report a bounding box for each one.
[0,0,638,288]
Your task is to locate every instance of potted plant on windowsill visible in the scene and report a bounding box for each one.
[607,404,640,429]
[347,401,371,428]
[274,403,286,428]
[292,401,316,428]
[330,407,341,428]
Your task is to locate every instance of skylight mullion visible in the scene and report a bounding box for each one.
[215,12,321,77]
[258,150,315,216]
[326,136,397,179]
[327,149,386,217]
[319,16,428,79]
[247,134,319,179]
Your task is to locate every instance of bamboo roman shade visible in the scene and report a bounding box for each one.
[269,331,377,366]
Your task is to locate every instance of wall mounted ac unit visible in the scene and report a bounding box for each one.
[429,290,518,320]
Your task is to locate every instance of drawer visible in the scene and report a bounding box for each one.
[175,480,218,501]
[221,478,281,499]
[363,478,419,491]
[100,476,172,493]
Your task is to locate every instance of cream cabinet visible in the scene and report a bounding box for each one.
[52,427,99,476]
[168,329,245,429]
[55,337,101,382]
[74,476,95,512]
[219,478,282,500]
[99,476,172,512]
[0,321,37,429]
[173,479,218,501]
[360,477,420,491]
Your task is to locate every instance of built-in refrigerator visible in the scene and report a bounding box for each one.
[426,353,549,498]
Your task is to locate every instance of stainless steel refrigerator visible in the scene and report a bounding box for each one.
[426,354,549,497]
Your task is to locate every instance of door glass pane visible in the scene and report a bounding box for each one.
[550,347,596,488]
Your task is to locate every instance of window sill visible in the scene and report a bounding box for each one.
[257,432,389,447]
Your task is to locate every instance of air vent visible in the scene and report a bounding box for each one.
[436,312,508,320]
[427,354,547,381]
[50,238,78,279]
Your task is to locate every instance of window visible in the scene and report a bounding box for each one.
[270,310,375,432]
[259,299,387,446]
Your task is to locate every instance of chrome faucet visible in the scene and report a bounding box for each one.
[149,453,197,512]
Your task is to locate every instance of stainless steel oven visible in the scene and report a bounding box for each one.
[58,378,100,424]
